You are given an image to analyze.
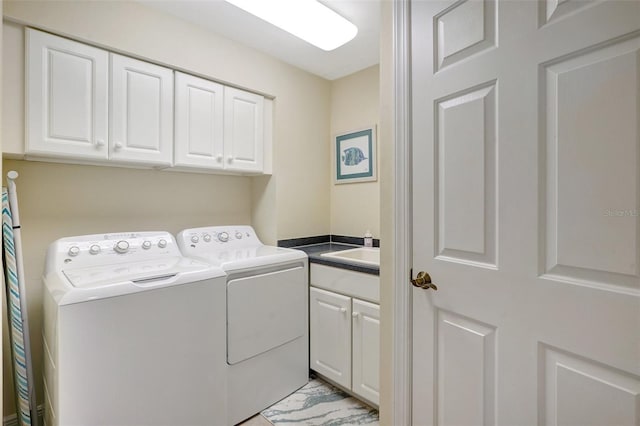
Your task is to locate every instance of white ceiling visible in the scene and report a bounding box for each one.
[139,0,381,80]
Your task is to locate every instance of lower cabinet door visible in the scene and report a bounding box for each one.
[352,298,380,405]
[310,287,352,388]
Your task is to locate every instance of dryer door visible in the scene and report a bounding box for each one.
[227,265,306,364]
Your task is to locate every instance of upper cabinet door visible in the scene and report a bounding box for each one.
[223,87,264,173]
[26,29,108,160]
[174,72,224,170]
[110,54,173,166]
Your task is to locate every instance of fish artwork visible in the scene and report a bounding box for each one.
[341,147,367,166]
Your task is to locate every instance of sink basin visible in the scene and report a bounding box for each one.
[321,247,379,266]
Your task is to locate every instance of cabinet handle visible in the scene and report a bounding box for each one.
[340,307,347,314]
[352,312,359,318]
[114,142,123,150]
[95,139,105,148]
[216,154,223,162]
[227,156,233,163]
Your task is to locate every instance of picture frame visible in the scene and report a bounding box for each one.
[334,127,377,184]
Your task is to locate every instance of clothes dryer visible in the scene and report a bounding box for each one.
[177,226,308,425]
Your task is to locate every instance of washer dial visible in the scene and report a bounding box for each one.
[114,240,130,254]
[218,232,229,243]
[89,245,101,255]
[68,246,80,257]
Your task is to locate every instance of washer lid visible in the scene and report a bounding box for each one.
[194,246,306,271]
[62,256,210,289]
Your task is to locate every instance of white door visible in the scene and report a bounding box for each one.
[310,287,352,388]
[224,86,264,173]
[411,1,640,425]
[174,72,224,170]
[110,54,173,166]
[26,29,108,160]
[352,298,380,405]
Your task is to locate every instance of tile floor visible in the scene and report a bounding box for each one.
[239,378,378,426]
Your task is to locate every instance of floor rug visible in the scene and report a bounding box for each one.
[261,378,379,425]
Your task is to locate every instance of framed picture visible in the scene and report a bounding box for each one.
[334,127,377,184]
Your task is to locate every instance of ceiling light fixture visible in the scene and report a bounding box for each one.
[224,0,358,51]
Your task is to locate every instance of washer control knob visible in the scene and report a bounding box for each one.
[191,235,200,243]
[218,232,229,243]
[158,239,168,249]
[235,231,243,239]
[114,240,130,254]
[142,241,152,250]
[203,234,212,242]
[89,244,101,255]
[68,246,80,257]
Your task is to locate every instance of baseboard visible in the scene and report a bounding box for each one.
[3,405,44,426]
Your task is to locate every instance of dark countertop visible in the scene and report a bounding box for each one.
[295,243,380,276]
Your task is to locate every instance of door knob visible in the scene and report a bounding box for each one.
[411,271,437,291]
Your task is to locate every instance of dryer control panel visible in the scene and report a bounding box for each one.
[46,231,181,271]
[177,225,262,251]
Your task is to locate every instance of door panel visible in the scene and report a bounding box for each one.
[542,346,640,426]
[110,54,173,166]
[437,310,496,426]
[411,1,640,425]
[436,82,497,267]
[543,35,640,288]
[434,0,496,71]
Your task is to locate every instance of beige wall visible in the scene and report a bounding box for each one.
[2,0,331,416]
[330,65,380,238]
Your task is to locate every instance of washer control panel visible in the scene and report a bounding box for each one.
[177,225,261,252]
[48,231,180,270]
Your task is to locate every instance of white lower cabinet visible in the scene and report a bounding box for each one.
[310,285,380,406]
[310,287,352,389]
[352,298,380,404]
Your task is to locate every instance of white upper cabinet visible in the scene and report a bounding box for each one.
[224,86,264,173]
[110,54,173,166]
[26,29,109,160]
[24,29,268,174]
[174,72,224,170]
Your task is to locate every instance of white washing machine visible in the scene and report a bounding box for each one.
[177,226,308,425]
[42,231,228,426]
